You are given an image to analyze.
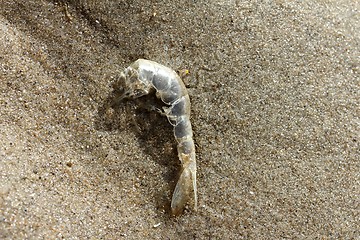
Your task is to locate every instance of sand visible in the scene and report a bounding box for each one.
[0,0,359,239]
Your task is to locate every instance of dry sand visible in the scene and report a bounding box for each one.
[0,0,359,239]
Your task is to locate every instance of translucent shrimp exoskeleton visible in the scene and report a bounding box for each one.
[118,59,197,215]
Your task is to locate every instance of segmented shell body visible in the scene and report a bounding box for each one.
[118,59,197,215]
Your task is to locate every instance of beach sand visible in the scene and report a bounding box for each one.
[0,0,359,239]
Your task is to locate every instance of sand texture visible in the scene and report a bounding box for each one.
[0,0,359,239]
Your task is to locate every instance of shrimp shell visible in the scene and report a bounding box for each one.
[117,59,197,215]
